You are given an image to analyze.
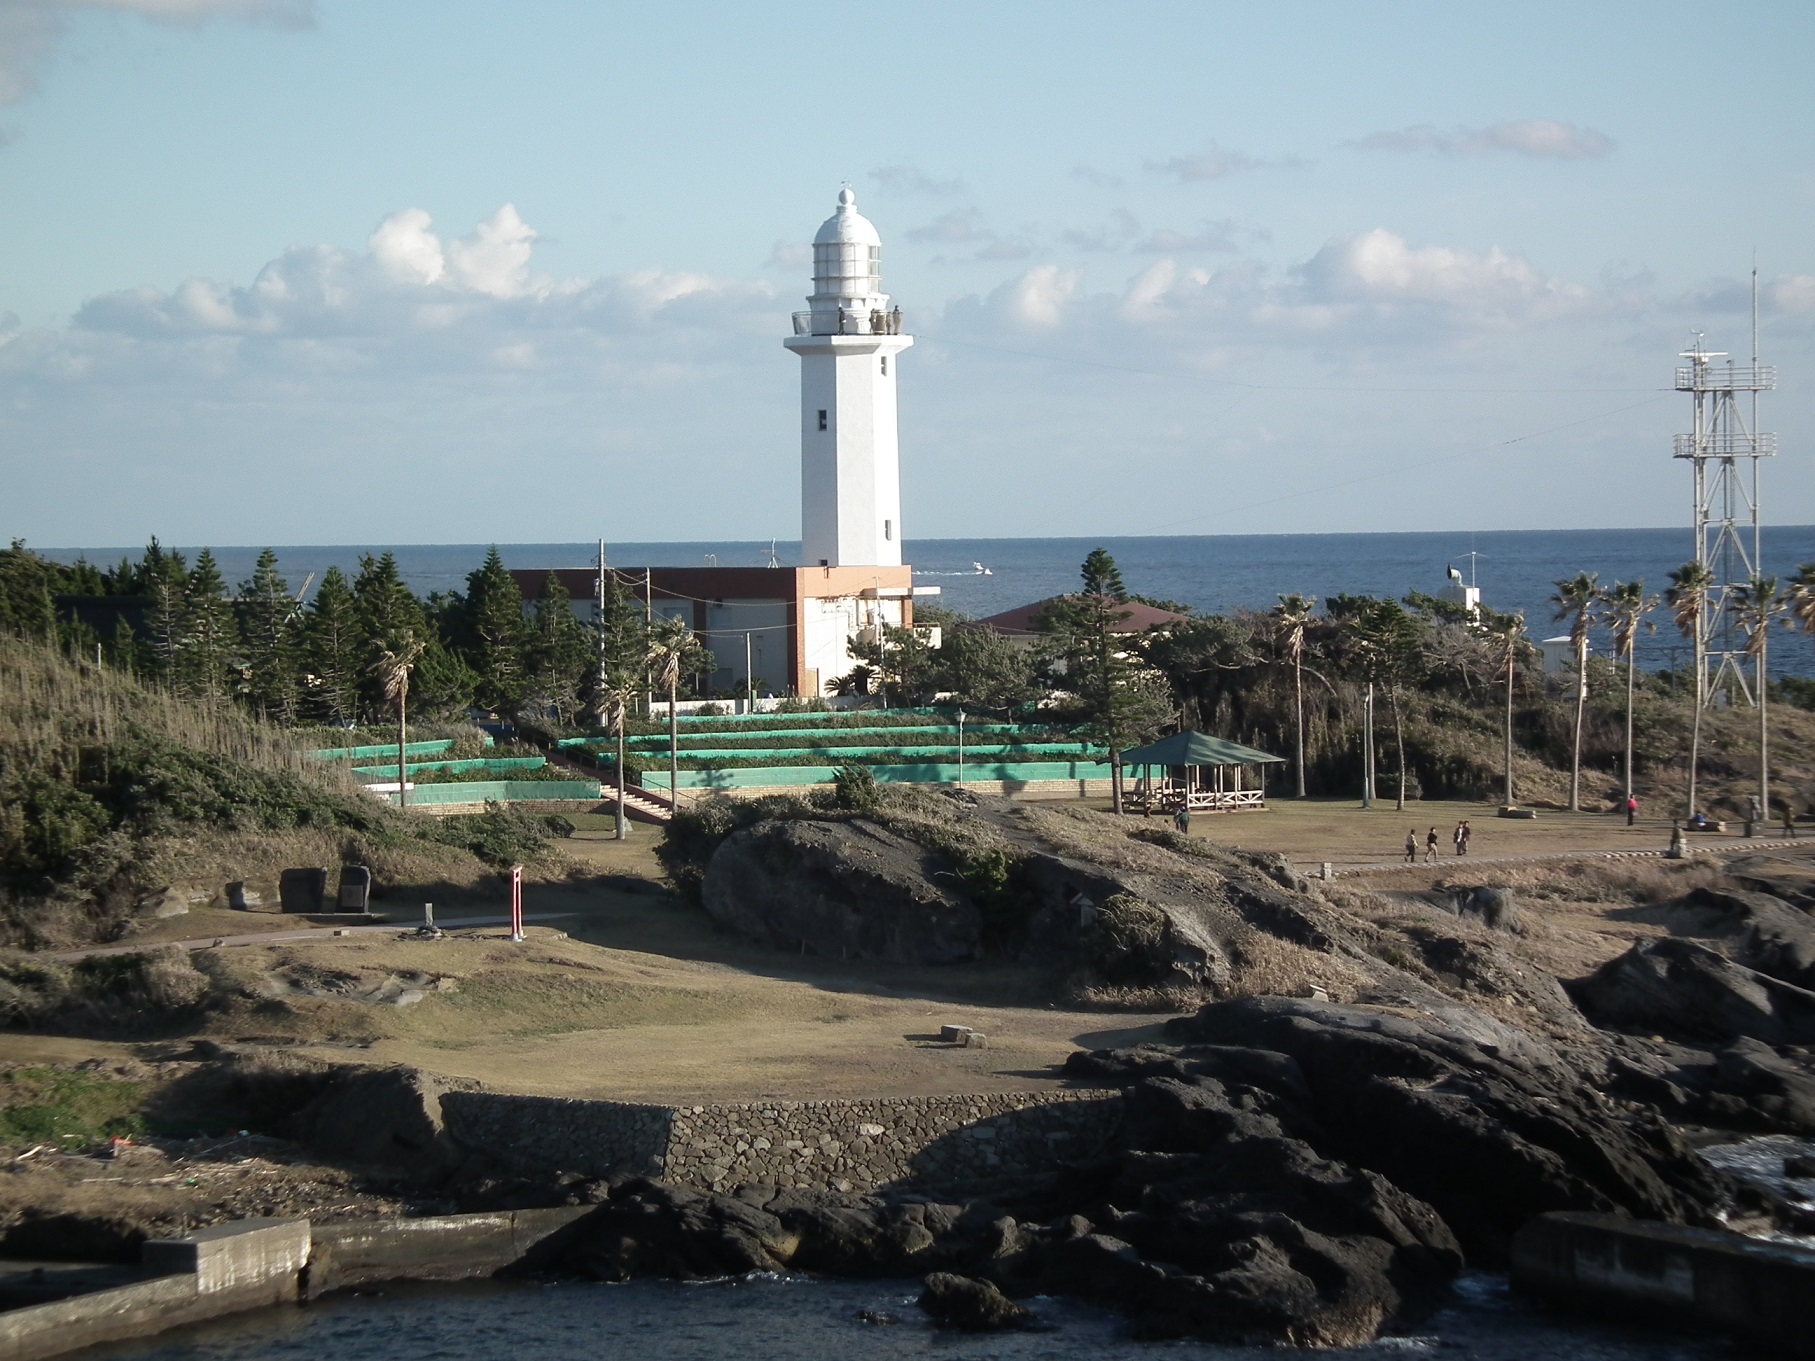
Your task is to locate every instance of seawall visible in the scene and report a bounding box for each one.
[441,1088,1124,1193]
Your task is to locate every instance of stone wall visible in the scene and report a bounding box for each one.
[441,1089,1124,1193]
[439,1093,673,1180]
[664,1090,1122,1194]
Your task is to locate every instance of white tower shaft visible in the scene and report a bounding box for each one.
[783,189,912,568]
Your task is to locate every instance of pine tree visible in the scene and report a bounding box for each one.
[179,548,239,697]
[303,566,361,724]
[140,539,189,683]
[460,547,529,716]
[237,548,298,720]
[1038,549,1170,812]
[352,553,425,720]
[529,572,592,724]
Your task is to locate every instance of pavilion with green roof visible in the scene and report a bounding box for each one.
[1120,729,1284,813]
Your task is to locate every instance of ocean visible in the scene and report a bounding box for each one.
[41,527,1815,676]
[77,1271,1738,1361]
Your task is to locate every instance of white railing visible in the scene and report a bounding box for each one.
[1675,365,1775,392]
[1673,432,1778,457]
[791,307,905,337]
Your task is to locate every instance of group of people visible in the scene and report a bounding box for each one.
[1404,822,1470,863]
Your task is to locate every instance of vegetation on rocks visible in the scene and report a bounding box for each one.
[0,637,569,948]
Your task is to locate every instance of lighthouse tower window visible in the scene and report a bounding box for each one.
[817,409,827,431]
[884,519,893,541]
[880,356,888,376]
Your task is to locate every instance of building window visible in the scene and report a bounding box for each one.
[880,356,887,376]
[817,409,827,431]
[884,519,893,541]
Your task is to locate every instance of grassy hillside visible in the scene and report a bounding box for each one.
[0,639,573,949]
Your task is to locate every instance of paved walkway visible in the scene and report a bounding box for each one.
[46,913,578,963]
[1312,836,1805,878]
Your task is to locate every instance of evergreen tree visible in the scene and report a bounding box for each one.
[178,548,239,697]
[1038,549,1171,812]
[459,547,529,715]
[1080,547,1127,601]
[302,566,361,724]
[237,548,298,720]
[352,552,425,719]
[528,572,593,724]
[0,540,60,641]
[140,539,189,683]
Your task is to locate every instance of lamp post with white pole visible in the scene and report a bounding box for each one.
[956,709,966,785]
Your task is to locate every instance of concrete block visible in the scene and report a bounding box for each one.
[939,1025,973,1043]
[141,1218,311,1295]
[1512,1211,1815,1358]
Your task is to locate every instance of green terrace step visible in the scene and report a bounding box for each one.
[310,739,462,761]
[656,708,949,724]
[381,778,601,805]
[563,723,1037,750]
[641,759,1114,791]
[620,729,1046,752]
[352,756,549,780]
[612,742,1092,765]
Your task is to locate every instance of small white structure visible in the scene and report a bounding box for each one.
[784,188,913,569]
[1539,636,1585,674]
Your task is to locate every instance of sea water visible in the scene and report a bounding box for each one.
[76,1271,1744,1361]
[39,526,1815,676]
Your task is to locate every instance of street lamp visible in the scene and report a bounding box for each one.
[956,708,966,785]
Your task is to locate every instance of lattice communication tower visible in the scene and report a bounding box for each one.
[1673,281,1775,706]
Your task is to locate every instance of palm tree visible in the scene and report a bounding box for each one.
[647,617,708,805]
[1600,580,1656,815]
[376,636,425,809]
[1787,560,1815,636]
[1273,594,1316,798]
[1737,576,1784,823]
[1481,609,1527,808]
[1550,572,1600,812]
[1665,562,1715,818]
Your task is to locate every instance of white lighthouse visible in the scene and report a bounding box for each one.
[784,188,913,568]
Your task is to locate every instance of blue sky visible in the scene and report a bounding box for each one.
[1,0,1811,549]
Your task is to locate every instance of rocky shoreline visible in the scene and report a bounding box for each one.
[7,792,1815,1349]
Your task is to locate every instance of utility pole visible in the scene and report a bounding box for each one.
[745,631,754,713]
[1361,682,1376,809]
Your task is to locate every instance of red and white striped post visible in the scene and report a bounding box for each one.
[509,864,524,941]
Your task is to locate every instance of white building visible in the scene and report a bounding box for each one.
[784,188,913,570]
[517,188,932,700]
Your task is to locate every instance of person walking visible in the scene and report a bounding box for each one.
[1424,827,1439,863]
[1625,795,1639,827]
[1785,802,1798,841]
[1460,821,1472,856]
[1452,821,1466,857]
[1404,829,1418,864]
[1174,805,1192,837]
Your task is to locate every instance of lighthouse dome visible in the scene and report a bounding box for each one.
[812,187,882,247]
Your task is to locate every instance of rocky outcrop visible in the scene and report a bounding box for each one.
[1570,936,1815,1047]
[293,1066,474,1172]
[701,819,982,963]
[918,1272,1035,1331]
[1146,996,1736,1262]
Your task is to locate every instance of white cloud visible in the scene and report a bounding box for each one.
[1352,119,1614,159]
[1769,275,1815,315]
[446,203,539,298]
[1146,142,1301,183]
[907,208,989,245]
[1071,164,1123,188]
[1292,229,1595,328]
[369,208,445,285]
[870,164,964,196]
[999,264,1080,328]
[1134,219,1246,254]
[0,0,310,107]
[1062,210,1141,252]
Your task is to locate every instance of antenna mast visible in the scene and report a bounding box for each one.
[1674,305,1775,708]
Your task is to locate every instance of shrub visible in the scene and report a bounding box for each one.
[831,764,881,813]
